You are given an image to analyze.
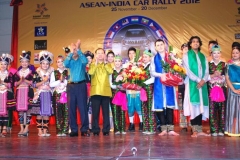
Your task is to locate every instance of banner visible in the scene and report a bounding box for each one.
[18,0,240,67]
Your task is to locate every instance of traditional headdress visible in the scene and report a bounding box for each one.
[181,43,188,50]
[84,51,94,59]
[20,50,31,61]
[39,50,53,64]
[0,53,11,64]
[57,55,65,60]
[143,49,153,57]
[114,55,122,60]
[63,47,70,53]
[211,45,221,52]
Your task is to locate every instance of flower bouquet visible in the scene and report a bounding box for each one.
[209,75,225,102]
[121,63,147,90]
[209,65,225,102]
[161,52,186,86]
[111,72,128,110]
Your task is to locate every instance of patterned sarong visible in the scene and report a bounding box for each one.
[0,92,7,115]
[17,86,29,111]
[40,92,52,116]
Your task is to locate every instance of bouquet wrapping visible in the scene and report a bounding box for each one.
[161,52,186,86]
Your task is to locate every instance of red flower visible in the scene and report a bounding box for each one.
[227,59,233,64]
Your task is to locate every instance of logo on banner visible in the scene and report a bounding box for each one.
[35,26,47,37]
[235,33,240,39]
[236,0,240,4]
[104,15,167,60]
[34,40,47,50]
[238,7,240,14]
[33,3,50,19]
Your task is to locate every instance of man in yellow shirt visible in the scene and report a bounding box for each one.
[89,48,113,136]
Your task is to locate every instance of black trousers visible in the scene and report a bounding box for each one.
[91,95,110,133]
[178,84,185,104]
[191,114,202,126]
[67,83,89,133]
[156,108,173,125]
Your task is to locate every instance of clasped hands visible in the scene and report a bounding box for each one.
[70,39,81,60]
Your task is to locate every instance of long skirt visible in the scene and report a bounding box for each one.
[225,89,240,136]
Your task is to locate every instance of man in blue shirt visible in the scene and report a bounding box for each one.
[64,39,90,137]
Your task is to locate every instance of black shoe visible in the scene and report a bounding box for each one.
[103,132,109,136]
[157,125,161,132]
[69,132,78,137]
[93,132,99,136]
[128,123,135,132]
[81,132,90,137]
[139,122,143,131]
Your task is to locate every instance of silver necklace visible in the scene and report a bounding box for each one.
[233,60,240,65]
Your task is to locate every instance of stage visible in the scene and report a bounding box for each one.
[0,125,240,160]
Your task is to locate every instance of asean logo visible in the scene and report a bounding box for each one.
[35,3,48,15]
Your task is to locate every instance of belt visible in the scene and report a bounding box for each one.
[232,82,240,85]
[68,80,86,84]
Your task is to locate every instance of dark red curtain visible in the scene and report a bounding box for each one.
[10,0,22,125]
[10,0,22,68]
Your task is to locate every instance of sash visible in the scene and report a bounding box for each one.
[153,53,175,110]
[17,86,29,111]
[0,92,7,115]
[112,91,128,111]
[188,50,208,106]
[40,92,52,116]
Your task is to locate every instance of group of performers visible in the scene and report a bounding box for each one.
[0,36,240,138]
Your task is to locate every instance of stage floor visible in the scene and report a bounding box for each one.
[0,124,240,160]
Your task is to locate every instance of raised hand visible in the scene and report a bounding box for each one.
[76,39,81,49]
[70,43,77,53]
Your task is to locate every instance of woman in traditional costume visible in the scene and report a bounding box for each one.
[110,55,127,134]
[15,51,34,137]
[225,45,240,137]
[31,51,54,137]
[0,54,15,137]
[208,45,226,136]
[50,55,68,136]
[84,51,94,131]
[141,50,156,134]
[106,50,115,132]
[178,43,188,130]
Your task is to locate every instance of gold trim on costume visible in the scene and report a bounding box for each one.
[224,132,240,137]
